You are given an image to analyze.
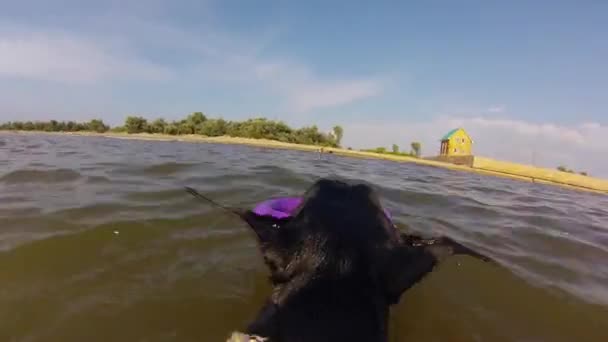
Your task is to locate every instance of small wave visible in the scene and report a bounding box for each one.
[86,175,112,184]
[124,188,191,203]
[0,195,28,204]
[109,162,199,177]
[0,169,81,184]
[0,230,74,252]
[57,151,82,156]
[183,173,253,189]
[0,207,42,219]
[143,162,199,175]
[249,164,289,173]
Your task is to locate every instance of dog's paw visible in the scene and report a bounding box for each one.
[226,331,268,342]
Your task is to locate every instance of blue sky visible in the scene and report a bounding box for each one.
[1,1,607,176]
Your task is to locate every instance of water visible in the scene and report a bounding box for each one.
[1,132,607,342]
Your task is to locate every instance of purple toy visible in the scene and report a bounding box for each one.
[252,197,303,219]
[252,197,395,225]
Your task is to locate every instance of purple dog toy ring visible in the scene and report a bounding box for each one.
[252,197,303,219]
[252,197,395,225]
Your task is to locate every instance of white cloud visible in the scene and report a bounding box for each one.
[179,44,383,113]
[288,79,382,113]
[244,61,383,112]
[343,117,608,177]
[0,16,383,111]
[487,105,506,113]
[0,27,173,84]
[0,0,388,113]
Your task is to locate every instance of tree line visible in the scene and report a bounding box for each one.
[0,112,344,147]
[0,119,109,133]
[361,142,422,158]
[557,165,588,176]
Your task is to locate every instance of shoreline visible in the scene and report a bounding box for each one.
[3,130,608,194]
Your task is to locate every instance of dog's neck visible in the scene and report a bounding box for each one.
[244,275,390,342]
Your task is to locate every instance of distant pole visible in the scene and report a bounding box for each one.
[531,133,539,166]
[531,133,539,184]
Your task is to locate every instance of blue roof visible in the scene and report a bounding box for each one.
[441,128,460,140]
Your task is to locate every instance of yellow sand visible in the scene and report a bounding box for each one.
[5,131,608,194]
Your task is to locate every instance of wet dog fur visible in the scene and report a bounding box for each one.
[188,178,490,342]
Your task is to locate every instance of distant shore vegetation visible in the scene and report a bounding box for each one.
[361,142,423,158]
[0,112,343,147]
[0,119,110,133]
[0,113,425,155]
[557,165,588,176]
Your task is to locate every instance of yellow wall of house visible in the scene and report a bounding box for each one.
[444,129,472,156]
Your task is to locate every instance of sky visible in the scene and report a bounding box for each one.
[1,0,607,176]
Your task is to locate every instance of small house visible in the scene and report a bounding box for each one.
[439,128,473,156]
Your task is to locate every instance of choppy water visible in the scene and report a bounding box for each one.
[1,132,607,342]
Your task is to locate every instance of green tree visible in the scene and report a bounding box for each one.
[110,126,126,133]
[293,125,334,146]
[34,122,46,131]
[163,122,179,135]
[149,118,167,134]
[225,121,242,137]
[557,165,575,173]
[181,112,207,134]
[125,116,148,134]
[177,121,194,135]
[411,142,421,157]
[55,121,67,131]
[75,122,88,131]
[392,144,399,154]
[189,112,207,124]
[66,121,76,131]
[47,120,59,131]
[375,147,387,153]
[332,125,344,147]
[89,119,109,133]
[199,119,228,137]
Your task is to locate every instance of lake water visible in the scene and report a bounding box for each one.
[1,132,608,342]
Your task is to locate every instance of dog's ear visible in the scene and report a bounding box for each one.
[240,210,291,244]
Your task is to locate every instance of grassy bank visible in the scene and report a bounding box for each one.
[4,130,608,194]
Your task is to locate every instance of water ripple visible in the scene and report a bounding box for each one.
[0,168,82,184]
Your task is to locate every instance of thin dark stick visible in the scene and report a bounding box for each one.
[184,186,243,218]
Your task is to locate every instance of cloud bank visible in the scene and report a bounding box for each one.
[0,27,172,84]
[0,18,382,112]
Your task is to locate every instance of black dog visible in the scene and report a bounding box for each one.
[188,179,490,342]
